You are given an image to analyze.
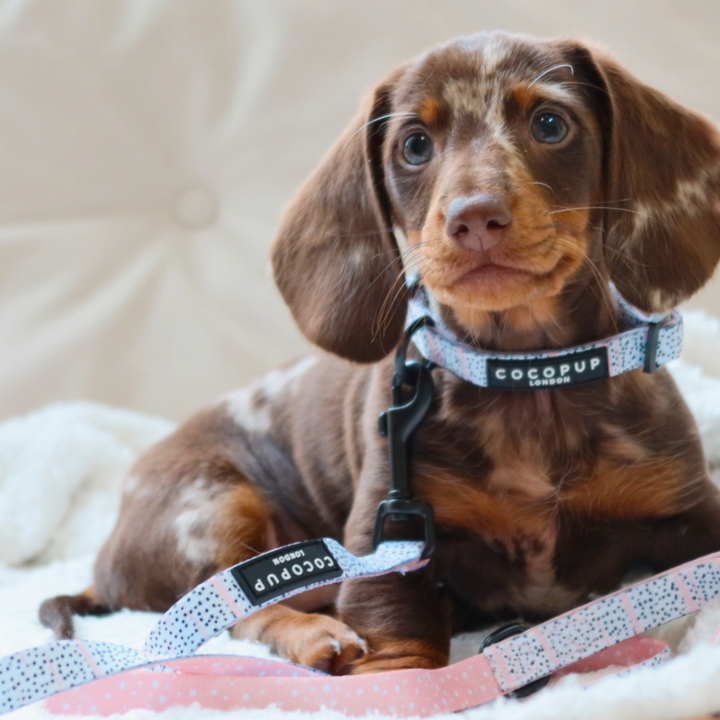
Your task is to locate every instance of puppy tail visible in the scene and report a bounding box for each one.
[39,587,112,640]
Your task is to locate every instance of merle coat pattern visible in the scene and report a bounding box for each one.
[41,32,720,675]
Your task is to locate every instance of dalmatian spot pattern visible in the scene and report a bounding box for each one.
[0,641,147,713]
[486,559,720,692]
[144,539,426,658]
[1,541,424,714]
[406,286,683,386]
[2,548,720,714]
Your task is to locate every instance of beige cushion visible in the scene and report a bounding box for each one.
[0,0,718,421]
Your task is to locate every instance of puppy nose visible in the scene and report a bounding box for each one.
[445,194,512,252]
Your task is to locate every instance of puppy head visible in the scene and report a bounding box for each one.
[272,33,720,362]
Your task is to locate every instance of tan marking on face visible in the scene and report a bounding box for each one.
[526,82,578,107]
[512,82,577,111]
[445,304,493,336]
[458,297,576,351]
[420,161,588,334]
[513,83,538,111]
[418,96,439,125]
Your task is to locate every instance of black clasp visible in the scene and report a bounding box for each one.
[480,623,550,698]
[373,334,436,558]
[644,321,661,374]
[377,361,434,499]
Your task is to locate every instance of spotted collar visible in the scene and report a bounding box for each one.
[405,284,683,389]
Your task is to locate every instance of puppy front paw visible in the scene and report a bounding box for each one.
[285,614,368,674]
[231,607,367,674]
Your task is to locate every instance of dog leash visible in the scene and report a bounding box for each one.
[2,542,720,717]
[0,290,704,717]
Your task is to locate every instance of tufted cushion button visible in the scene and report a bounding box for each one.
[173,186,218,229]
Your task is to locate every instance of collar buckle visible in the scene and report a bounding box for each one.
[643,321,661,374]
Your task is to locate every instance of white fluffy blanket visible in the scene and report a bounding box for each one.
[3,311,720,720]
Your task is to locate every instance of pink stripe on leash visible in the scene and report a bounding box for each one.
[74,642,104,679]
[209,576,246,618]
[47,655,501,718]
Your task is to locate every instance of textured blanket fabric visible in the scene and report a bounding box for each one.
[2,311,720,719]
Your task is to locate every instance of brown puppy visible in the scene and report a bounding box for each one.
[41,32,720,675]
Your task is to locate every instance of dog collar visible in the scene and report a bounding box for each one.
[406,285,683,389]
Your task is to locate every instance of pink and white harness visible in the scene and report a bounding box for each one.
[2,539,720,717]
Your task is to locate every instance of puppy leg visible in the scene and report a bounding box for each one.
[638,487,720,569]
[230,605,367,674]
[212,487,367,673]
[97,470,367,672]
[337,569,452,673]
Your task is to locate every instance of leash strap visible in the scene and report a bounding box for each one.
[42,638,670,717]
[483,550,720,692]
[144,538,426,659]
[0,540,426,716]
[406,285,683,389]
[3,546,720,716]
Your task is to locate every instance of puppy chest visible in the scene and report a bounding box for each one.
[435,522,581,619]
[419,479,569,613]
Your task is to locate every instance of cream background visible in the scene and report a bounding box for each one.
[0,0,718,421]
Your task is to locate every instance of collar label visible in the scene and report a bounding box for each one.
[487,348,609,390]
[231,540,342,606]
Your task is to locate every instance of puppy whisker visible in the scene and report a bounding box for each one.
[548,205,647,217]
[528,63,574,87]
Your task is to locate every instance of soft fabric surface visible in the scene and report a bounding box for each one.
[2,311,720,719]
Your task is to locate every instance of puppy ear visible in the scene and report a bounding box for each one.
[564,42,720,312]
[271,74,408,363]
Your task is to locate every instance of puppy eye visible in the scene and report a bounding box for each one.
[402,132,434,165]
[531,112,569,144]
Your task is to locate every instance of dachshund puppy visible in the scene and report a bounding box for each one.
[41,32,720,675]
